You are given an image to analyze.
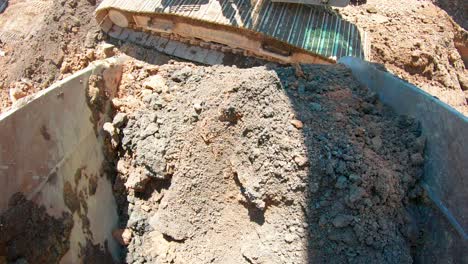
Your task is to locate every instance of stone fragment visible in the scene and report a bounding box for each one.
[310,102,322,111]
[113,113,128,128]
[290,119,303,129]
[140,123,159,139]
[284,233,296,243]
[410,153,424,166]
[125,170,150,191]
[219,106,241,123]
[171,67,192,82]
[294,155,309,167]
[332,214,354,228]
[143,75,168,93]
[193,102,202,113]
[113,228,133,246]
[101,43,115,58]
[103,122,117,137]
[9,87,27,103]
[348,186,366,204]
[366,6,378,14]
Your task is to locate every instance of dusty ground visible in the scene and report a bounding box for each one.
[0,0,467,115]
[103,60,427,263]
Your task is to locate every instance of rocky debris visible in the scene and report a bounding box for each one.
[110,61,427,264]
[366,6,378,14]
[340,0,468,115]
[143,75,168,93]
[124,169,151,191]
[112,112,128,128]
[0,0,101,112]
[8,80,32,103]
[100,43,115,58]
[219,106,242,124]
[290,119,304,129]
[332,214,354,228]
[112,228,133,246]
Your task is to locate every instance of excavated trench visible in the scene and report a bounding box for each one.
[0,57,466,264]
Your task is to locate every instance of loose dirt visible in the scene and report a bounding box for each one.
[105,60,427,263]
[340,0,468,114]
[0,0,102,110]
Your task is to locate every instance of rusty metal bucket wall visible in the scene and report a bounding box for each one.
[0,59,123,263]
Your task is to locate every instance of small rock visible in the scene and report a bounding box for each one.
[366,7,378,14]
[290,119,303,129]
[348,186,366,204]
[332,214,354,228]
[143,75,168,93]
[348,174,361,183]
[171,67,192,82]
[113,228,133,246]
[140,123,159,139]
[294,155,309,167]
[103,122,117,137]
[112,113,128,128]
[9,87,27,103]
[410,153,424,166]
[125,171,150,191]
[193,102,202,113]
[318,215,328,227]
[101,43,115,58]
[355,127,365,137]
[84,31,98,48]
[219,106,241,123]
[335,176,348,189]
[141,204,151,212]
[310,102,322,111]
[284,233,296,243]
[457,73,468,91]
[309,182,320,193]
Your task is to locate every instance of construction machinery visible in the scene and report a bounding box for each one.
[0,0,8,13]
[95,0,370,64]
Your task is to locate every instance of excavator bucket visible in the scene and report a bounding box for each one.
[95,0,369,64]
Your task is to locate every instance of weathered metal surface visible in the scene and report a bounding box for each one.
[0,59,123,263]
[96,0,369,62]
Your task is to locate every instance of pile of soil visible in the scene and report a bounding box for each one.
[340,0,468,114]
[0,0,103,110]
[106,60,427,263]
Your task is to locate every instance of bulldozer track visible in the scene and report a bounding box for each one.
[96,0,370,64]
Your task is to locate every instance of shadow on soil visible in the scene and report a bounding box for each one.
[107,36,445,264]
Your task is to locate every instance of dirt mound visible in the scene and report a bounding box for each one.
[340,0,468,115]
[0,0,102,111]
[107,61,427,263]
